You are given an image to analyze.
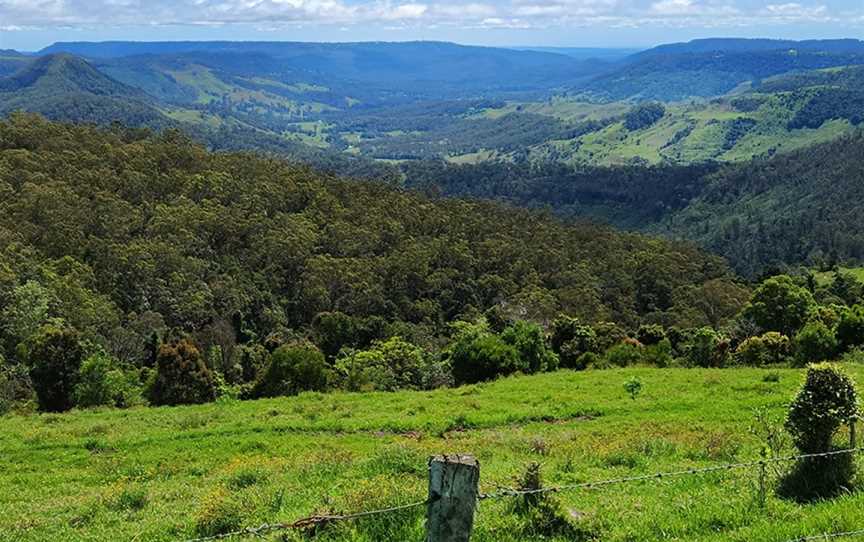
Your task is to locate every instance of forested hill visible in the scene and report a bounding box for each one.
[574,38,864,102]
[0,114,737,366]
[658,131,864,276]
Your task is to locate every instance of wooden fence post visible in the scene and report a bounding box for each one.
[851,415,858,449]
[426,455,480,542]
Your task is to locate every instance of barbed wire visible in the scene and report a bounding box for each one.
[785,528,864,542]
[479,446,864,500]
[181,498,431,542]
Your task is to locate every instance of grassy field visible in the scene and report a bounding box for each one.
[3,367,864,542]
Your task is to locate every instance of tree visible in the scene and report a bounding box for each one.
[550,315,597,369]
[836,305,864,352]
[448,320,520,385]
[501,320,559,374]
[794,320,838,366]
[74,351,142,408]
[149,339,216,406]
[742,275,814,336]
[624,102,666,131]
[685,327,730,368]
[25,324,84,412]
[336,336,427,392]
[252,342,330,398]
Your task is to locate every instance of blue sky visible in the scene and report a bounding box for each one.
[1,0,863,51]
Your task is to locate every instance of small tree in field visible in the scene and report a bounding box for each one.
[26,324,84,412]
[252,341,330,398]
[779,363,859,502]
[149,339,216,406]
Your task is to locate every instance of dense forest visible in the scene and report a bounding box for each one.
[0,114,747,413]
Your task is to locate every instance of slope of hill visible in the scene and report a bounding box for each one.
[0,54,175,130]
[0,113,735,367]
[40,41,596,97]
[573,38,864,102]
[658,131,864,276]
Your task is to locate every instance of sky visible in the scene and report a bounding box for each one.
[1,0,863,51]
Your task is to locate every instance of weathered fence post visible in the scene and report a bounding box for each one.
[426,455,480,542]
[850,415,858,448]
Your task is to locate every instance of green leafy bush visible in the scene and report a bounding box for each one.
[636,324,666,346]
[734,332,791,366]
[501,321,559,374]
[837,305,864,352]
[550,315,597,369]
[252,341,330,398]
[25,324,84,412]
[604,342,643,367]
[794,320,838,366]
[149,339,216,406]
[449,321,520,385]
[685,327,730,368]
[780,363,859,502]
[75,352,142,408]
[336,336,427,392]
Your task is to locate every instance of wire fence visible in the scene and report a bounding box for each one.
[180,446,864,542]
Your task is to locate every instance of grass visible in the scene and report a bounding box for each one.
[3,367,864,541]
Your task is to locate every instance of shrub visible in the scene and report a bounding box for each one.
[194,489,243,538]
[836,305,864,352]
[604,342,643,367]
[779,363,859,502]
[624,377,643,400]
[0,362,35,415]
[636,324,666,346]
[508,463,592,539]
[734,332,791,366]
[501,321,559,374]
[25,325,84,412]
[642,339,673,367]
[449,321,520,385]
[75,352,142,408]
[149,339,216,406]
[794,320,838,366]
[252,341,330,398]
[550,315,597,369]
[336,336,427,392]
[685,327,730,367]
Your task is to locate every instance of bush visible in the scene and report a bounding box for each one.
[252,341,330,398]
[74,352,143,408]
[604,342,643,367]
[508,463,592,539]
[794,320,838,366]
[636,324,666,346]
[642,339,673,367]
[0,362,35,415]
[336,336,427,392]
[550,315,597,369]
[734,332,791,366]
[449,321,520,385]
[25,325,84,412]
[149,339,216,406]
[685,327,730,367]
[780,363,859,502]
[837,305,864,352]
[501,321,559,374]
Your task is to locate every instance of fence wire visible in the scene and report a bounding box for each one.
[178,446,864,541]
[478,446,864,500]
[181,498,431,542]
[785,528,864,541]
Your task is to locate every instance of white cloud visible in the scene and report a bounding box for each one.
[0,0,854,30]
